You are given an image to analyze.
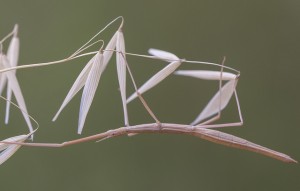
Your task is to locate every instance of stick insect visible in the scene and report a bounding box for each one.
[0,17,297,165]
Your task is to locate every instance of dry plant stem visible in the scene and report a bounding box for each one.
[0,49,237,76]
[0,30,14,44]
[0,96,39,129]
[0,50,98,74]
[110,50,239,73]
[0,123,296,163]
[0,17,124,74]
[0,38,102,74]
[0,17,123,74]
[69,16,123,58]
[0,18,293,166]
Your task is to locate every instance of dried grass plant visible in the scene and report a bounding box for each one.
[0,17,297,165]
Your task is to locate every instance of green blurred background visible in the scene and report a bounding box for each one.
[0,0,299,190]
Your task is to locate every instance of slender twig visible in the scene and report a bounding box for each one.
[107,50,239,73]
[0,49,238,74]
[69,16,123,58]
[0,96,39,130]
[0,30,14,44]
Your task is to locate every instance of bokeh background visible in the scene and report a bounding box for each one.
[0,0,299,190]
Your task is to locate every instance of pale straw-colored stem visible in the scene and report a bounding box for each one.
[0,40,102,74]
[70,16,123,58]
[0,31,14,44]
[0,96,39,130]
[0,51,98,73]
[0,48,239,76]
[105,50,239,73]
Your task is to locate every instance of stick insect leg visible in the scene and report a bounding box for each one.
[122,53,161,125]
[194,59,243,129]
[194,57,226,127]
[120,53,161,136]
[234,80,244,125]
[196,82,243,129]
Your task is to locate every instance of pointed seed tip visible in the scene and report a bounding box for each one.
[13,25,18,37]
[52,116,57,122]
